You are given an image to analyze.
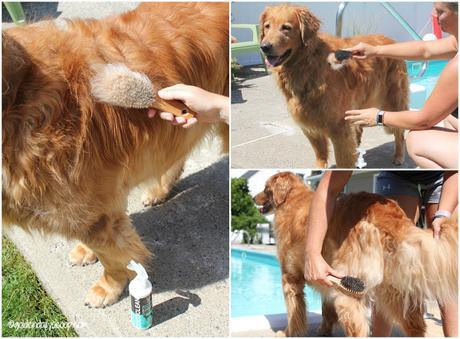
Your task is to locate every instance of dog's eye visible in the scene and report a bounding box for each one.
[264,23,270,29]
[281,24,292,31]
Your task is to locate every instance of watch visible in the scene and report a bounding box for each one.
[376,110,385,126]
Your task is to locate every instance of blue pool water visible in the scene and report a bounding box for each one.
[407,60,448,109]
[231,248,322,318]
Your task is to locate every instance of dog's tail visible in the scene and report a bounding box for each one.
[390,221,458,313]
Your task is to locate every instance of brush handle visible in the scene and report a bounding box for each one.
[327,275,341,285]
[151,98,196,119]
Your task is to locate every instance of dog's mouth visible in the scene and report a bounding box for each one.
[258,201,273,214]
[264,49,292,67]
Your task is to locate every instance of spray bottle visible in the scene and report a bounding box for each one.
[127,260,153,330]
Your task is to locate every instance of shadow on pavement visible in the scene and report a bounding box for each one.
[2,2,61,23]
[233,65,270,81]
[365,141,415,168]
[130,157,229,294]
[152,290,201,326]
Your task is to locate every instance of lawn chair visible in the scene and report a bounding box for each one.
[231,24,268,76]
[4,2,26,25]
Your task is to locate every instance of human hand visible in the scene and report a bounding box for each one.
[147,84,228,128]
[304,253,343,287]
[432,216,447,239]
[344,107,380,127]
[349,42,378,60]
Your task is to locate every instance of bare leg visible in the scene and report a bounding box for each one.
[142,160,184,206]
[302,129,329,168]
[386,194,421,223]
[424,203,438,228]
[406,128,458,169]
[443,115,458,131]
[439,301,458,337]
[82,213,150,307]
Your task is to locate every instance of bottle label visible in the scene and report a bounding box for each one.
[130,294,153,330]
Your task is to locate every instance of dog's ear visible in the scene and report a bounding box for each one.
[2,33,31,109]
[272,174,292,207]
[259,9,268,42]
[296,8,320,46]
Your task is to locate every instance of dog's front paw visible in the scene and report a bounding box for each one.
[69,243,97,266]
[141,189,168,207]
[85,279,123,308]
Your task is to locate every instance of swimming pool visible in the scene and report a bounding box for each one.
[231,248,322,318]
[407,60,448,109]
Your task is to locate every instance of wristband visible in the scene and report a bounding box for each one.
[376,110,385,126]
[433,210,452,220]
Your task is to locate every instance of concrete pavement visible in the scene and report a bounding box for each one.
[231,66,416,169]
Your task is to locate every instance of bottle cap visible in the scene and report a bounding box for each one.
[127,260,150,290]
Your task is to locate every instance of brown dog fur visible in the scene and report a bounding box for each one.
[2,3,228,307]
[254,172,457,336]
[259,5,408,168]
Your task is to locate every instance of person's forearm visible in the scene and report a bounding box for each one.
[375,40,429,60]
[438,172,458,213]
[306,186,332,255]
[306,171,352,255]
[383,109,442,130]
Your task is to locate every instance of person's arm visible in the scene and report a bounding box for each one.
[304,171,352,287]
[344,55,458,129]
[350,36,458,61]
[432,172,458,239]
[147,84,229,127]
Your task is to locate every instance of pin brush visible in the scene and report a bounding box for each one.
[90,63,195,119]
[328,275,366,298]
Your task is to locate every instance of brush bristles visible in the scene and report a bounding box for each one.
[341,276,365,292]
[90,64,154,109]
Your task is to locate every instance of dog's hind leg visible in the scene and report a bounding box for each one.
[317,299,338,336]
[281,273,308,337]
[334,293,369,336]
[68,242,98,266]
[302,129,329,168]
[382,62,408,166]
[375,290,426,337]
[142,159,185,207]
[82,213,151,308]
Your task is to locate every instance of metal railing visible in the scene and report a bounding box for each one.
[335,2,427,78]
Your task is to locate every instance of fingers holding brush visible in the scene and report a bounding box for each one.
[149,110,198,128]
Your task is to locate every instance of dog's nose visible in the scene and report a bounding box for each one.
[260,42,272,54]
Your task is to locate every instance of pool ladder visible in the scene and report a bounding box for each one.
[335,2,428,78]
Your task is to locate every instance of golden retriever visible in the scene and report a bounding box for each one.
[254,172,457,336]
[2,3,228,308]
[259,5,408,168]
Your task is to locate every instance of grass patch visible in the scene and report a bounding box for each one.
[2,235,78,337]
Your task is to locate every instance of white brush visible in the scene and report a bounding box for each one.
[90,63,195,119]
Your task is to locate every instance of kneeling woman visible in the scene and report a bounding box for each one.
[345,2,457,169]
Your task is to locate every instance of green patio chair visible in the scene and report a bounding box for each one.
[4,2,26,25]
[231,24,268,74]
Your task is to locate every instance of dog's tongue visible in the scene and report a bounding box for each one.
[265,55,281,67]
